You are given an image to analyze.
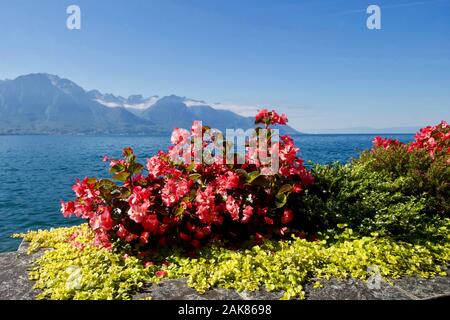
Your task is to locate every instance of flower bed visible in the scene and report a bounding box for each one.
[14,111,450,300]
[60,109,314,253]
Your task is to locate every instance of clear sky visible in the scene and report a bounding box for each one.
[0,0,449,132]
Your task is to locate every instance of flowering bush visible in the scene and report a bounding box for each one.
[408,120,450,159]
[61,110,314,252]
[371,120,449,160]
[359,120,450,219]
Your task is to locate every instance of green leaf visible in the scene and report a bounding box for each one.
[122,147,134,157]
[112,172,130,181]
[246,171,261,183]
[98,179,117,189]
[109,163,125,174]
[275,193,287,208]
[277,184,292,195]
[87,177,97,184]
[235,169,248,178]
[129,163,144,175]
[189,173,202,181]
[173,205,185,217]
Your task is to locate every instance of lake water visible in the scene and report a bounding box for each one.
[0,133,413,252]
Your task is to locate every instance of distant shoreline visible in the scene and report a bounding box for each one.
[0,132,416,137]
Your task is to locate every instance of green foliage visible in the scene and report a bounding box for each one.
[296,159,449,241]
[14,224,450,300]
[356,146,450,216]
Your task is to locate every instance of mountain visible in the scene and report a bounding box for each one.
[140,95,299,135]
[0,74,166,134]
[86,90,160,113]
[0,73,299,135]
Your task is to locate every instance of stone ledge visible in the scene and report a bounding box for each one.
[1,241,450,300]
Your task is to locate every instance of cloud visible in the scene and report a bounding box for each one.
[184,98,260,117]
[210,102,260,117]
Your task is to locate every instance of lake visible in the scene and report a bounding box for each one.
[0,133,413,252]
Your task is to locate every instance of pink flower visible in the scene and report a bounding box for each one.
[89,206,114,231]
[226,195,240,221]
[73,200,95,219]
[179,232,190,241]
[278,227,288,236]
[214,171,240,195]
[372,136,401,151]
[72,177,99,199]
[271,110,288,125]
[161,178,191,207]
[171,128,190,145]
[60,201,75,217]
[255,109,289,126]
[146,151,174,179]
[191,121,203,137]
[279,141,299,163]
[292,183,302,193]
[255,109,270,124]
[142,215,159,235]
[241,205,254,223]
[264,217,274,225]
[140,232,150,245]
[128,186,152,223]
[155,270,168,278]
[93,230,112,250]
[195,186,218,223]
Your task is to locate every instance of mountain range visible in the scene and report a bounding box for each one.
[0,73,298,135]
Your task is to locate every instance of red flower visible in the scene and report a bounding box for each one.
[60,201,75,217]
[292,183,302,193]
[155,270,168,278]
[127,186,152,223]
[281,208,294,225]
[179,232,191,241]
[255,109,289,126]
[241,205,254,223]
[225,195,240,221]
[89,206,113,231]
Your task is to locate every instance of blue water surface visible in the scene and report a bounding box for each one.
[0,134,413,252]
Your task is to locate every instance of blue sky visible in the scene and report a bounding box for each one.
[0,0,449,132]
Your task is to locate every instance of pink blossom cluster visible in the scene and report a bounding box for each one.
[408,121,450,158]
[61,110,313,253]
[255,109,288,126]
[372,136,401,151]
[372,120,450,160]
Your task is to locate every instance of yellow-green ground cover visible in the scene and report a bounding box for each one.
[15,222,450,300]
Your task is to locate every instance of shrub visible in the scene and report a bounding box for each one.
[296,121,449,241]
[358,120,450,216]
[299,162,449,241]
[61,110,314,253]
